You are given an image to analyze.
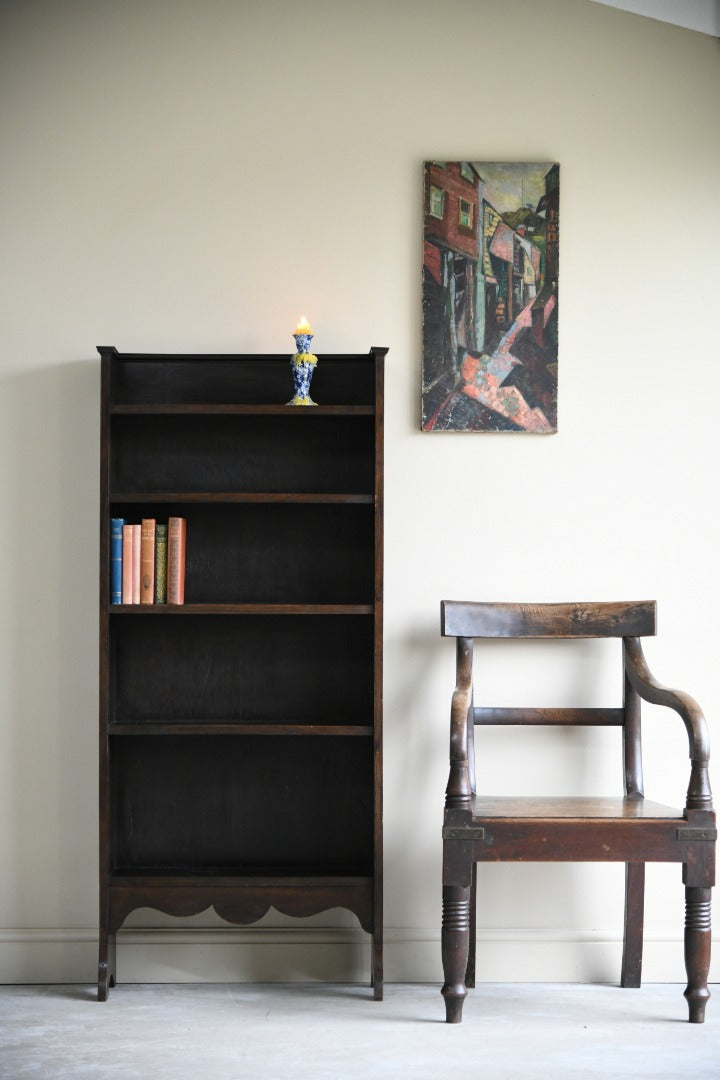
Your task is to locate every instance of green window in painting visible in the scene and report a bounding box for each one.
[429,185,444,219]
[459,198,473,229]
[460,162,475,183]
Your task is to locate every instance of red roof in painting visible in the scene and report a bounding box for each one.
[489,221,514,263]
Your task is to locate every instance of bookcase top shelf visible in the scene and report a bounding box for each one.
[101,346,385,410]
[99,347,388,361]
[111,404,375,416]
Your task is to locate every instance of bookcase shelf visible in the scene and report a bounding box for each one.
[110,872,374,882]
[110,492,375,504]
[111,403,375,416]
[98,346,385,1002]
[107,603,374,615]
[109,724,374,736]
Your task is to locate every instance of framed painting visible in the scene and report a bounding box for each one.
[422,161,559,432]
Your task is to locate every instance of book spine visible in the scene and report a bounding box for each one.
[110,518,125,603]
[131,524,141,605]
[140,518,156,604]
[154,523,168,604]
[122,525,133,604]
[167,516,186,605]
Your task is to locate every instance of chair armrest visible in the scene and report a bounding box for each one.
[446,637,473,810]
[624,636,712,812]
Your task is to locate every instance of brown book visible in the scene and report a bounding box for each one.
[140,519,156,604]
[167,517,186,604]
[122,524,133,604]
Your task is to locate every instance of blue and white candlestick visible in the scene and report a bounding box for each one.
[287,319,318,406]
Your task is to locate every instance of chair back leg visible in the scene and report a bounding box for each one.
[620,861,645,988]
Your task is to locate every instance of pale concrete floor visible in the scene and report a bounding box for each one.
[1,983,718,1080]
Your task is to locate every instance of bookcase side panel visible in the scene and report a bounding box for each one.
[372,349,386,959]
[99,352,113,944]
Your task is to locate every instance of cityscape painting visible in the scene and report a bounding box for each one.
[422,162,559,432]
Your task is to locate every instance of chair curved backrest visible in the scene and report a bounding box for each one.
[441,599,656,639]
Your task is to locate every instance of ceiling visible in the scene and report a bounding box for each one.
[589,0,720,36]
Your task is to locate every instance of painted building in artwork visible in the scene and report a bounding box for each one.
[477,198,542,351]
[422,161,483,395]
[531,163,559,348]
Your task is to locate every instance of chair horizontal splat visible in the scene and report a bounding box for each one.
[441,600,657,639]
[473,707,625,726]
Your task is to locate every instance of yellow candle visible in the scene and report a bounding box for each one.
[294,316,312,334]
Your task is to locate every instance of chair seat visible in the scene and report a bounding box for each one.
[457,796,689,865]
[470,796,683,822]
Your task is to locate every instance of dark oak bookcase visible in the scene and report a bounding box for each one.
[98,346,386,1000]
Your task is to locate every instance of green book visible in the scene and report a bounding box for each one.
[154,523,168,604]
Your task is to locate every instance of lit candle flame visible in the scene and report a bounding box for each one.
[294,316,312,334]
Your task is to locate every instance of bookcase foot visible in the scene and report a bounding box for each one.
[109,931,117,988]
[98,961,110,1001]
[98,931,116,1000]
[372,940,383,1000]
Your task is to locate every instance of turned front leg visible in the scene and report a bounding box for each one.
[684,886,712,1023]
[465,864,477,989]
[442,884,471,1023]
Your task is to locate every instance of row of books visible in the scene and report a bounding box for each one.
[111,517,186,604]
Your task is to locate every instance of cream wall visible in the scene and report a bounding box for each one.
[1,0,718,985]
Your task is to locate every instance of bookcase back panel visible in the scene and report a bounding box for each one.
[111,503,374,604]
[112,735,374,872]
[112,358,375,407]
[111,615,374,724]
[111,415,375,495]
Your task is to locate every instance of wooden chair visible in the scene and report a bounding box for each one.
[440,601,715,1023]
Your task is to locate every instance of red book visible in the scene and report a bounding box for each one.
[131,524,141,604]
[167,517,186,604]
[140,519,156,604]
[122,525,133,604]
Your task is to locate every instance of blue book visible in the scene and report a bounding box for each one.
[110,518,125,603]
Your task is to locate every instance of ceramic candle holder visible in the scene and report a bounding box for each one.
[287,332,318,406]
